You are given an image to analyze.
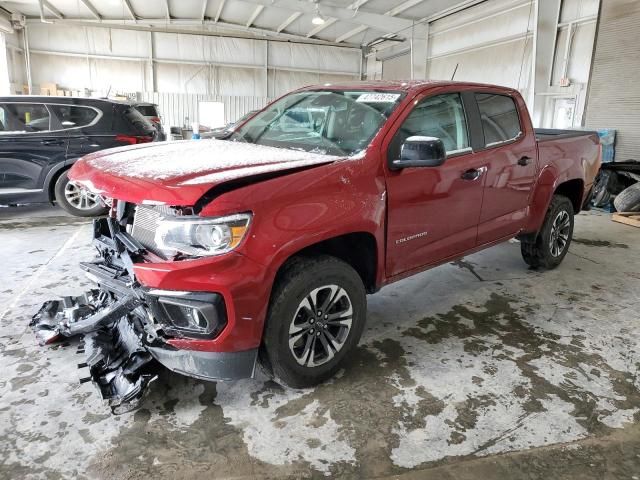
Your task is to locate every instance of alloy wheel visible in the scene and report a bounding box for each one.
[288,285,353,368]
[64,181,101,210]
[549,210,571,257]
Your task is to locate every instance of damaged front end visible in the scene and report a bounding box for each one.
[30,201,254,413]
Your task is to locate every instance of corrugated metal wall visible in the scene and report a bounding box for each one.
[135,92,274,129]
[585,0,640,160]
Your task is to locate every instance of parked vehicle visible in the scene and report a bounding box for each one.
[200,109,259,139]
[134,102,166,141]
[32,81,601,411]
[0,96,158,216]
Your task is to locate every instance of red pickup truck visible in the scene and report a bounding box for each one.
[32,81,600,411]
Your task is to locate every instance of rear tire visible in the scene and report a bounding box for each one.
[521,195,574,270]
[261,255,367,388]
[54,170,108,217]
[613,183,640,212]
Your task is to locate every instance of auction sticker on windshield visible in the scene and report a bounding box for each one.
[356,93,401,103]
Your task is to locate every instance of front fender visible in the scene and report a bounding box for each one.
[201,157,386,302]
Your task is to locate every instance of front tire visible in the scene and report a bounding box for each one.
[54,170,108,217]
[521,195,574,269]
[261,255,367,388]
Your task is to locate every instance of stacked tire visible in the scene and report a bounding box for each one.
[613,183,640,212]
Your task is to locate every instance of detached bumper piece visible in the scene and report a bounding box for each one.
[30,289,158,413]
[83,318,157,414]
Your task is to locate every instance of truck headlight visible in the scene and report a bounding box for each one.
[155,213,252,257]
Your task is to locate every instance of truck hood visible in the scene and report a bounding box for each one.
[70,140,340,206]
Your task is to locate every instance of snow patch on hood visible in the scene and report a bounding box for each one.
[83,140,340,182]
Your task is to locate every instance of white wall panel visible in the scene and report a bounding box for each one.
[27,24,149,58]
[429,1,533,58]
[268,42,361,75]
[266,70,357,98]
[382,54,411,80]
[154,33,265,66]
[30,53,148,92]
[23,24,361,98]
[429,38,533,91]
[427,0,534,101]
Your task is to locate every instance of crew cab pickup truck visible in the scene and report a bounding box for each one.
[32,81,601,411]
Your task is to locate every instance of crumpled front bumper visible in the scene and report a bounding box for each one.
[30,216,257,413]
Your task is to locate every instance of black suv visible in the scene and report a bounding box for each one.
[0,96,158,216]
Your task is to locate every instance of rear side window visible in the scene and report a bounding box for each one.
[48,105,98,129]
[475,94,522,146]
[124,107,155,134]
[389,93,470,159]
[0,103,50,133]
[135,104,158,117]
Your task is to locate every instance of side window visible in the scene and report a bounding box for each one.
[475,93,522,146]
[0,103,50,133]
[389,93,469,160]
[48,105,98,129]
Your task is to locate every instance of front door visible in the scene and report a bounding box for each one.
[384,91,486,277]
[0,103,67,199]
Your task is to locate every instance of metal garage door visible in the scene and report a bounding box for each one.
[585,0,640,160]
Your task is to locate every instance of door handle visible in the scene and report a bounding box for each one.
[518,156,532,166]
[40,139,64,146]
[461,167,486,181]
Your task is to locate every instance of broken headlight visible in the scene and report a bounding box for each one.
[154,213,252,257]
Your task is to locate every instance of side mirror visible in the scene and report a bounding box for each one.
[390,136,447,170]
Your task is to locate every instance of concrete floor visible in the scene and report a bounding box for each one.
[1,205,639,480]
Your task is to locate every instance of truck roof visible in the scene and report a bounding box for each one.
[300,80,518,94]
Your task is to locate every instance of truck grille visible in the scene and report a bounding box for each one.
[130,205,174,255]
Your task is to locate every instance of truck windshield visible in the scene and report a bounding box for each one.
[230,90,405,156]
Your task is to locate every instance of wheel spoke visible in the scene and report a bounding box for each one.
[289,329,307,351]
[326,287,348,313]
[318,285,339,313]
[317,332,335,362]
[306,335,317,367]
[297,333,315,366]
[323,328,344,351]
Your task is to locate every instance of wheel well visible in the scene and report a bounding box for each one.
[48,166,71,202]
[554,179,584,213]
[278,233,378,294]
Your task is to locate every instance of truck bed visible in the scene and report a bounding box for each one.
[535,128,599,142]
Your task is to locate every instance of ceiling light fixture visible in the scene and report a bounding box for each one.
[311,1,325,25]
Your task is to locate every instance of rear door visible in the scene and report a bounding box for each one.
[384,90,486,277]
[0,102,67,201]
[470,92,538,244]
[46,103,102,157]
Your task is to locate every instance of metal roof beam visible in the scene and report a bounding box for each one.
[122,0,137,22]
[201,0,208,21]
[214,0,226,22]
[78,0,101,20]
[246,5,264,28]
[306,0,371,38]
[277,11,302,32]
[336,0,427,43]
[241,0,413,34]
[41,0,64,19]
